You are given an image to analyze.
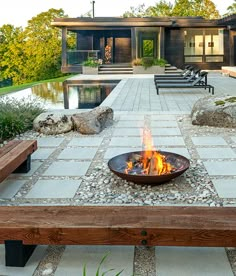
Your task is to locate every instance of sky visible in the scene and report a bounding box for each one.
[0,0,234,28]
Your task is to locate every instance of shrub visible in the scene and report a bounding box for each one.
[132,57,167,68]
[82,58,101,67]
[0,96,45,142]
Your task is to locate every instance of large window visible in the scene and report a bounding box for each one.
[184,28,224,63]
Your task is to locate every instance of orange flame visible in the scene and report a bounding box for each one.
[125,127,174,175]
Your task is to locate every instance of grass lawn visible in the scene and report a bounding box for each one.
[0,75,75,96]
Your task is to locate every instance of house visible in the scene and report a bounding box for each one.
[51,14,236,73]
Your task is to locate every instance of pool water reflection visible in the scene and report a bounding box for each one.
[3,80,119,110]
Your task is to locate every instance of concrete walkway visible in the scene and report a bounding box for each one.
[0,72,236,275]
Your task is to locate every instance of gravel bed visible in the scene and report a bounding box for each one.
[2,113,236,275]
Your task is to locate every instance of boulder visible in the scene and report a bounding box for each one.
[71,106,113,134]
[33,113,73,135]
[191,96,236,128]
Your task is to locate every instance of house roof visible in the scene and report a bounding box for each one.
[51,16,219,29]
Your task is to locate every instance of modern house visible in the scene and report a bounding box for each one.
[51,14,236,73]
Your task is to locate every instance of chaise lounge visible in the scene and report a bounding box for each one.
[155,71,214,95]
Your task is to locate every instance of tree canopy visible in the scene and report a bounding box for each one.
[123,0,220,19]
[0,8,70,85]
[226,0,236,15]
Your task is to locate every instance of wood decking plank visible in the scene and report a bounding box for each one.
[0,206,236,247]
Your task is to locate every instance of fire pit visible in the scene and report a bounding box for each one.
[108,150,190,185]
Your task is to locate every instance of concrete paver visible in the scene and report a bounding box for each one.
[191,136,228,146]
[156,247,233,276]
[203,161,236,176]
[196,147,236,159]
[57,148,97,160]
[26,179,81,198]
[212,179,236,198]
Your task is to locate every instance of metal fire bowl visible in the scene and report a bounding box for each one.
[108,151,190,185]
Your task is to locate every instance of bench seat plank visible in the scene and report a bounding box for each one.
[0,206,236,247]
[0,140,37,182]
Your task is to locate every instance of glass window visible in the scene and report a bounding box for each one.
[184,29,203,56]
[184,28,224,62]
[205,29,224,55]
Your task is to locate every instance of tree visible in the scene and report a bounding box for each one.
[226,0,236,15]
[123,4,148,17]
[23,8,66,82]
[172,0,220,19]
[146,1,173,16]
[0,24,26,83]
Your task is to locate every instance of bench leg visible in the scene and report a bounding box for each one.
[5,240,36,267]
[13,155,31,174]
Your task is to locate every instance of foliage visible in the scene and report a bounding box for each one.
[146,1,173,16]
[123,4,148,17]
[0,9,73,85]
[82,58,101,67]
[225,0,236,16]
[123,0,220,19]
[82,252,124,276]
[0,97,45,142]
[132,57,167,68]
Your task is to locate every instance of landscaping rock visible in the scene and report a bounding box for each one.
[191,96,236,128]
[71,106,113,134]
[33,113,73,135]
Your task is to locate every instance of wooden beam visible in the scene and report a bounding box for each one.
[0,206,236,247]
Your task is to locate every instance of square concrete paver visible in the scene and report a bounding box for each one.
[43,161,91,176]
[153,137,186,146]
[191,136,228,146]
[0,179,26,198]
[231,136,236,143]
[104,147,142,159]
[113,128,142,136]
[37,137,65,147]
[151,121,178,127]
[109,137,142,147]
[159,148,190,159]
[9,161,42,177]
[26,179,81,198]
[196,148,236,159]
[116,120,144,128]
[150,114,176,120]
[212,179,236,198]
[156,247,233,276]
[68,137,103,147]
[54,246,134,276]
[0,245,47,276]
[151,127,181,136]
[119,115,145,120]
[57,148,97,160]
[32,148,56,160]
[203,161,236,176]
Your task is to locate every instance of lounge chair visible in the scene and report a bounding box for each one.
[155,71,214,95]
[154,69,201,83]
[154,65,194,78]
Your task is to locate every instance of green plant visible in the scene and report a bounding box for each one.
[82,58,100,67]
[153,58,167,67]
[132,57,167,68]
[0,96,45,142]
[141,57,154,69]
[215,100,225,106]
[82,252,124,276]
[132,58,142,66]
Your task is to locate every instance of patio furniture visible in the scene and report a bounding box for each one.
[0,205,236,266]
[154,68,201,83]
[155,71,214,95]
[154,65,194,78]
[0,140,37,183]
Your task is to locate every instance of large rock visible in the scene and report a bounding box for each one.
[191,96,236,128]
[33,113,73,135]
[72,106,113,134]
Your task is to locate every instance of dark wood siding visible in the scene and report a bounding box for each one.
[165,29,184,69]
[114,37,131,63]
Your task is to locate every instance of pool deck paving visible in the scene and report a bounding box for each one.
[0,72,236,275]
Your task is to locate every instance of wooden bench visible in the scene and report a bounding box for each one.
[0,140,37,183]
[1,205,236,267]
